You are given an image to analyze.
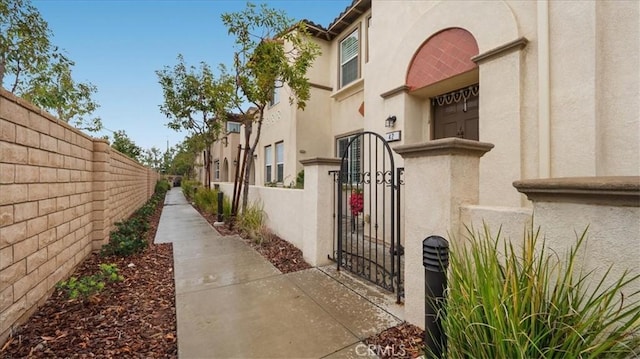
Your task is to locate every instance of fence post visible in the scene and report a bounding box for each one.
[423,235,449,358]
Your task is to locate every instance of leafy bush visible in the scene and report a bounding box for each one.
[57,263,123,300]
[102,216,151,256]
[181,180,200,200]
[435,226,640,359]
[194,188,218,214]
[155,179,171,194]
[295,170,304,188]
[101,178,168,257]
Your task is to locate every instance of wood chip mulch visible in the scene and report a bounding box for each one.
[364,322,425,358]
[1,196,176,358]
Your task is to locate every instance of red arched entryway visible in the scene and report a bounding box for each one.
[406,28,481,140]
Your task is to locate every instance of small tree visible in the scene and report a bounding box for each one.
[23,52,102,132]
[156,54,236,188]
[170,140,197,177]
[222,2,320,212]
[110,130,142,161]
[0,0,102,132]
[140,147,164,172]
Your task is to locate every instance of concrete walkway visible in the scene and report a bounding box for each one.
[154,188,402,359]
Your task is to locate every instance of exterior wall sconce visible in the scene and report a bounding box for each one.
[385,115,397,128]
[233,159,238,166]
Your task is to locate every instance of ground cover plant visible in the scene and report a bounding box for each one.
[434,226,640,359]
[1,180,176,358]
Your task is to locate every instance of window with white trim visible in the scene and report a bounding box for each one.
[270,79,282,106]
[214,160,220,180]
[264,145,273,183]
[226,122,241,133]
[275,142,284,183]
[336,134,361,184]
[340,29,359,87]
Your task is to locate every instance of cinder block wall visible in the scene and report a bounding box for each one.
[0,90,159,343]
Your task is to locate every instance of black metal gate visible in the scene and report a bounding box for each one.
[329,131,404,303]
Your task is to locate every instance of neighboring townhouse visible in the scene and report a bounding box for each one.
[206,0,639,326]
[211,118,245,184]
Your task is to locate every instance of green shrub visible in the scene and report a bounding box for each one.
[435,225,640,359]
[101,175,169,257]
[155,179,170,194]
[295,170,304,188]
[57,263,123,300]
[181,180,200,200]
[194,188,218,214]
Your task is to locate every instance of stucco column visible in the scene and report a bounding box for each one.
[300,157,341,267]
[394,138,493,327]
[91,139,111,250]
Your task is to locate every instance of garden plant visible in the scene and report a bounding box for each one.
[433,225,640,358]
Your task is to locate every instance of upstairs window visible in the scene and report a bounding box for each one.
[340,30,359,87]
[264,145,273,183]
[226,122,241,133]
[270,79,282,106]
[214,160,220,180]
[275,142,284,183]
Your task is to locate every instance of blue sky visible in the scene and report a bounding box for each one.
[31,0,351,151]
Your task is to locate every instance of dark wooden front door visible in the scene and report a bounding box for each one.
[433,84,479,140]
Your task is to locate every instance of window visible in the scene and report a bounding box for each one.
[214,160,220,180]
[270,80,282,106]
[337,134,361,183]
[264,145,273,183]
[275,142,284,183]
[226,122,241,133]
[340,29,359,87]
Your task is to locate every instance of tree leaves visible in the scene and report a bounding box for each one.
[156,54,235,143]
[0,0,102,132]
[110,130,143,161]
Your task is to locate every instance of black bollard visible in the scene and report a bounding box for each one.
[217,191,224,223]
[423,235,449,358]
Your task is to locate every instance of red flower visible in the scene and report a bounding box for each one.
[349,192,364,216]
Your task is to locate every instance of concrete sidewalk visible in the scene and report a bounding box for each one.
[155,188,402,359]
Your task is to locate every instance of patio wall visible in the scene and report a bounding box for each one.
[0,90,159,344]
[216,183,305,251]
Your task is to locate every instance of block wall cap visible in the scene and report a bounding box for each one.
[514,176,640,207]
[394,138,494,158]
[300,157,342,166]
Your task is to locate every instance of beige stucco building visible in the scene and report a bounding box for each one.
[212,0,639,187]
[207,0,639,327]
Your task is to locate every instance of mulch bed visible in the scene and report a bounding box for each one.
[364,322,425,358]
[1,196,176,358]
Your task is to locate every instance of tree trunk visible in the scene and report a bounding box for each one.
[0,57,5,88]
[240,108,264,213]
[239,120,253,213]
[204,148,211,189]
